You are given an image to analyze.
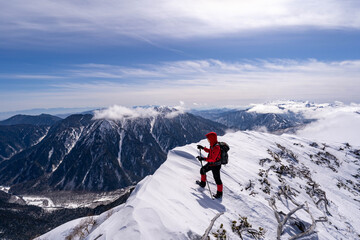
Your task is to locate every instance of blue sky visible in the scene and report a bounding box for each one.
[1,0,360,112]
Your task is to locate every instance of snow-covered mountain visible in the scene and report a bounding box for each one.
[0,124,49,162]
[0,114,62,126]
[0,107,226,193]
[191,103,314,133]
[37,130,360,240]
[192,101,360,143]
[246,101,360,146]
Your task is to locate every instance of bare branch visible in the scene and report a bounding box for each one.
[278,184,301,207]
[268,197,317,240]
[268,197,281,224]
[289,202,316,240]
[281,204,305,228]
[202,212,224,240]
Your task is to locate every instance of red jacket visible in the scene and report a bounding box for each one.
[204,132,221,164]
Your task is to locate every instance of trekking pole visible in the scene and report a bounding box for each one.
[199,149,214,200]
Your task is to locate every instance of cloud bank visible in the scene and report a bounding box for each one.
[1,0,360,45]
[93,105,160,120]
[247,100,360,146]
[297,111,360,146]
[93,104,186,121]
[1,58,360,111]
[296,103,360,146]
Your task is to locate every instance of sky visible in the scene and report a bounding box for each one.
[1,0,360,112]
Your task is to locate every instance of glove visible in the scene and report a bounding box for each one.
[197,145,204,150]
[197,156,205,161]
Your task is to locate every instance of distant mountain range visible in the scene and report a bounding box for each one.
[191,108,314,132]
[0,108,226,194]
[0,104,317,194]
[0,107,94,121]
[0,114,62,126]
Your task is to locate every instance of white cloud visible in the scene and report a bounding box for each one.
[1,58,360,112]
[93,104,186,121]
[0,74,65,80]
[93,105,160,120]
[165,101,187,118]
[247,104,286,114]
[64,58,360,82]
[295,103,360,146]
[1,0,359,44]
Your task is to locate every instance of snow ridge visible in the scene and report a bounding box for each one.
[37,131,360,240]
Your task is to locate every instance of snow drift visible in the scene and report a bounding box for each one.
[37,130,360,240]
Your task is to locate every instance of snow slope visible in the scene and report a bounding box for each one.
[247,100,360,146]
[37,131,360,240]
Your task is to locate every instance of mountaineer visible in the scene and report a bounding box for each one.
[196,132,223,199]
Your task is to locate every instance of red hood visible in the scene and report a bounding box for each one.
[206,132,218,146]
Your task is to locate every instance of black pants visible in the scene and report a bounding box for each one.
[200,163,222,185]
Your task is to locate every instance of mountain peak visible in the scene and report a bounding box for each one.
[0,114,61,126]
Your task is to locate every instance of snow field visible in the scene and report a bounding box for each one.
[37,130,360,240]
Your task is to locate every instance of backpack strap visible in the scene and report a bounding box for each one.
[213,142,221,162]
